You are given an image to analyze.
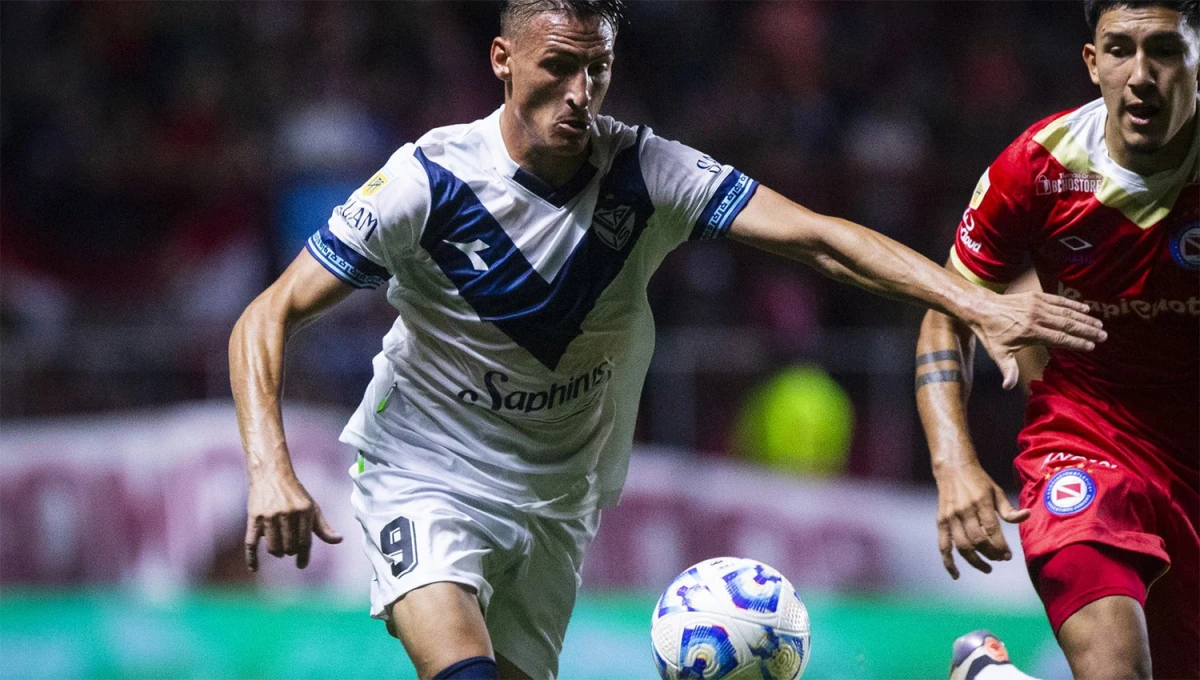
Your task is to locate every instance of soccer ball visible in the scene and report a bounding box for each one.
[651,557,811,680]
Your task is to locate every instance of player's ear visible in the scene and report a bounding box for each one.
[491,37,514,83]
[1082,43,1100,86]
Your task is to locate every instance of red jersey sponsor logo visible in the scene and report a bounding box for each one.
[1035,172,1103,196]
[1056,281,1200,321]
[1040,451,1118,471]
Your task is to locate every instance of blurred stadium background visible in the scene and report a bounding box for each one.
[0,2,1100,678]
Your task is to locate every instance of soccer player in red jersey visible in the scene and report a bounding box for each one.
[918,1,1198,678]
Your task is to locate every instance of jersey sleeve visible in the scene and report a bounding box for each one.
[305,144,431,289]
[950,133,1046,291]
[637,128,760,244]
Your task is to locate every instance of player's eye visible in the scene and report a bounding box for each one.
[587,62,611,77]
[542,59,574,76]
[1150,44,1183,59]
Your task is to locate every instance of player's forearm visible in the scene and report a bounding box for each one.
[730,191,994,323]
[803,215,993,324]
[229,293,298,480]
[916,308,982,474]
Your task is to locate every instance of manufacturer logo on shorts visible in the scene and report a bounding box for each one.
[1044,469,1096,516]
[1169,221,1200,272]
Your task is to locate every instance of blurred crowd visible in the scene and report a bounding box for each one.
[1,1,1099,484]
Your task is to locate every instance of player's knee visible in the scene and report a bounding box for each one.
[1067,649,1150,680]
[430,656,499,680]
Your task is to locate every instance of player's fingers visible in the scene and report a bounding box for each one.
[1053,305,1105,332]
[296,513,313,569]
[950,519,992,574]
[1040,293,1093,316]
[266,516,285,557]
[997,355,1019,390]
[959,509,1002,561]
[313,505,344,544]
[1051,314,1107,343]
[1045,313,1106,344]
[974,505,1011,560]
[995,488,1032,524]
[938,522,959,580]
[281,512,298,555]
[244,517,262,572]
[1038,328,1096,353]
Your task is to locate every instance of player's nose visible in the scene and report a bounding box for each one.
[565,70,591,110]
[1127,50,1156,89]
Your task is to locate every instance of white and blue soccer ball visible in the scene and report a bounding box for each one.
[651,557,811,680]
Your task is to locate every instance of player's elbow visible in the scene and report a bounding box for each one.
[231,286,291,346]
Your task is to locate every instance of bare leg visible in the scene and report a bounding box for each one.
[1057,595,1151,680]
[388,582,493,680]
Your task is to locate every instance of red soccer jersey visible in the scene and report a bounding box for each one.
[951,97,1199,468]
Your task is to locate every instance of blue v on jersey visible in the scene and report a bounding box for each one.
[307,107,758,517]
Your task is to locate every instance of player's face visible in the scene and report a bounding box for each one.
[1084,6,1199,158]
[494,13,615,160]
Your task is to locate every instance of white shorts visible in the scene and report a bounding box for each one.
[350,452,600,680]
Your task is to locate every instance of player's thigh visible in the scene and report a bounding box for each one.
[1143,504,1200,680]
[485,510,600,680]
[351,454,521,675]
[1057,595,1151,680]
[388,582,492,680]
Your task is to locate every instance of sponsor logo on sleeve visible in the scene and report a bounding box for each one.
[361,172,390,196]
[968,169,991,210]
[1169,221,1200,272]
[336,198,381,239]
[958,210,983,253]
[1044,468,1097,516]
[696,155,722,174]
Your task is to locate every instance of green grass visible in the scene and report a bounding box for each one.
[0,589,1058,679]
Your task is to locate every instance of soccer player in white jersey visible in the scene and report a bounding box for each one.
[229,2,1108,679]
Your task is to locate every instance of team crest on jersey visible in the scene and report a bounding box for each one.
[592,204,635,250]
[1169,221,1200,272]
[1044,469,1097,516]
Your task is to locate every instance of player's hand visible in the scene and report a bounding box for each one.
[971,292,1106,390]
[245,473,343,571]
[933,461,1030,579]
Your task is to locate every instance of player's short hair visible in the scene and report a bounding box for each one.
[1084,0,1200,35]
[500,0,624,40]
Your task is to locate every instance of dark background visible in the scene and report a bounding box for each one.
[0,1,1100,487]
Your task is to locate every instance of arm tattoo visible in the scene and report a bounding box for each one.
[915,370,963,389]
[915,350,962,366]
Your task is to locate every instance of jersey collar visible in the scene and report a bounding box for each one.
[484,106,602,208]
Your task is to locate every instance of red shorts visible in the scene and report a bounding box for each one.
[1016,385,1199,679]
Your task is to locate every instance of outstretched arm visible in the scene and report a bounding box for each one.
[727,186,1105,388]
[230,250,355,571]
[915,261,1032,579]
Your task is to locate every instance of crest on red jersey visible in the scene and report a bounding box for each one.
[1170,222,1200,272]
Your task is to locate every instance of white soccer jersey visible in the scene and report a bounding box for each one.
[307,106,758,517]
